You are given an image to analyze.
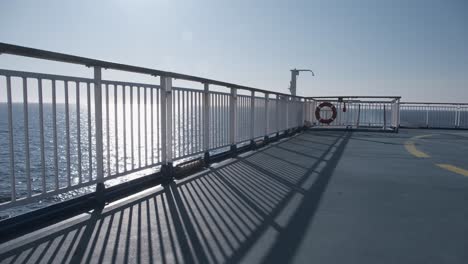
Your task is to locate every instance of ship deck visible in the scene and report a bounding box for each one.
[1,129,468,264]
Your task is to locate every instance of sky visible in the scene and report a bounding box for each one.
[0,0,467,102]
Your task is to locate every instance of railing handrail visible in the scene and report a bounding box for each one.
[0,42,300,98]
[400,102,468,106]
[307,96,401,99]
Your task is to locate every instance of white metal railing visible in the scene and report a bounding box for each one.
[0,43,305,212]
[305,96,401,130]
[400,102,468,129]
[1,43,467,215]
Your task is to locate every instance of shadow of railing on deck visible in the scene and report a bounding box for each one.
[0,131,350,264]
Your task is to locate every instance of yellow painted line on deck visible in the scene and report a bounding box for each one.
[436,164,468,177]
[404,141,430,158]
[413,134,437,140]
[404,134,435,158]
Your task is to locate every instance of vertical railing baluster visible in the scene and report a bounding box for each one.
[250,91,255,142]
[276,94,280,133]
[6,76,16,201]
[285,96,289,130]
[225,94,229,145]
[38,79,46,193]
[123,85,127,171]
[356,104,361,128]
[137,86,141,168]
[178,90,181,157]
[87,82,92,181]
[172,89,176,157]
[220,94,223,146]
[76,81,82,184]
[150,88,154,164]
[94,67,104,189]
[229,88,237,153]
[183,90,186,156]
[264,93,269,138]
[156,89,160,162]
[188,91,191,154]
[219,94,222,146]
[65,80,71,187]
[203,84,210,162]
[106,84,110,176]
[215,94,218,147]
[425,107,429,128]
[115,84,119,173]
[191,91,195,154]
[303,99,308,125]
[130,86,134,170]
[396,99,401,130]
[23,77,32,197]
[199,92,202,152]
[299,99,308,126]
[383,105,387,130]
[52,80,59,189]
[186,91,189,154]
[144,87,147,166]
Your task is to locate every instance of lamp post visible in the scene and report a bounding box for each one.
[289,68,314,96]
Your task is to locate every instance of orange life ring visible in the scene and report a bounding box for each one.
[315,102,337,124]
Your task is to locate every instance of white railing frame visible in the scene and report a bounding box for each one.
[2,43,414,213]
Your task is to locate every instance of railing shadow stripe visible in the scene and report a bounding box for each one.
[218,167,276,213]
[224,163,288,207]
[179,182,228,262]
[194,178,242,245]
[202,175,260,233]
[110,209,124,264]
[164,183,209,264]
[190,180,239,251]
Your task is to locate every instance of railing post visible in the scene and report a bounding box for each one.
[160,76,173,180]
[383,105,387,130]
[311,100,317,126]
[396,99,401,132]
[264,93,269,142]
[229,87,238,155]
[300,98,305,128]
[455,105,460,128]
[356,104,361,128]
[304,99,309,125]
[250,91,255,147]
[276,94,280,138]
[94,67,105,194]
[425,107,429,128]
[203,83,210,164]
[285,96,289,134]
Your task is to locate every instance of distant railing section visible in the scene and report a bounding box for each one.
[400,102,468,129]
[0,43,305,211]
[304,96,401,131]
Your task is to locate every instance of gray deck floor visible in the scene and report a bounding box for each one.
[1,129,468,264]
